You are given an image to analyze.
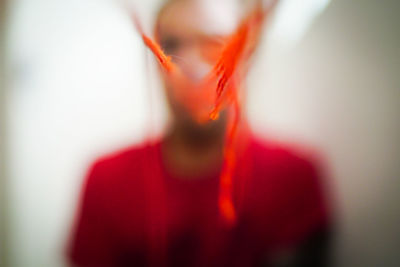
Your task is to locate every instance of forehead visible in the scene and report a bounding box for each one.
[157,0,240,37]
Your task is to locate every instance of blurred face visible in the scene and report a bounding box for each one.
[155,0,240,132]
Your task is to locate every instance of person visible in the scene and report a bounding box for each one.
[67,0,332,266]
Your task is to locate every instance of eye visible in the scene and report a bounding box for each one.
[160,37,180,54]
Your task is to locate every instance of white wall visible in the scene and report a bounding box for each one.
[4,0,400,266]
[6,1,157,266]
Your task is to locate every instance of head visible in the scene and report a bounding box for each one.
[155,0,242,141]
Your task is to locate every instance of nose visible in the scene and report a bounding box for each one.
[177,48,212,82]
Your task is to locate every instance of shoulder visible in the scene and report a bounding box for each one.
[248,135,324,179]
[245,135,329,208]
[91,142,151,171]
[84,141,158,189]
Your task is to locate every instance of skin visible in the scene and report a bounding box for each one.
[156,0,238,179]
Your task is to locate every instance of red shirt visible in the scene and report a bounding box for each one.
[67,137,330,266]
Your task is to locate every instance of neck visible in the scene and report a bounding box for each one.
[161,120,226,178]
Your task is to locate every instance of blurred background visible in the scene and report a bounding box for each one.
[0,0,399,266]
